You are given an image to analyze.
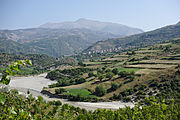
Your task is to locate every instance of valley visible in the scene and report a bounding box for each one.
[0,19,143,57]
[9,73,134,111]
[1,38,179,119]
[0,21,179,120]
[1,1,180,119]
[42,38,180,103]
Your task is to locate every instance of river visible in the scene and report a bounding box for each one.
[9,73,135,111]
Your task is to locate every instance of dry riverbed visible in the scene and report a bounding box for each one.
[8,73,135,111]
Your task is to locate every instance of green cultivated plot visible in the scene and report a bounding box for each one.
[63,88,96,97]
[117,67,140,73]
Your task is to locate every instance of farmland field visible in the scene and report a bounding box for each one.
[62,88,96,98]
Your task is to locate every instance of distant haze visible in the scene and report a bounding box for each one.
[39,18,143,36]
[0,19,143,57]
[0,0,180,31]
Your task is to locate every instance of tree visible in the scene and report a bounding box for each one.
[118,71,128,77]
[112,68,118,75]
[78,62,85,66]
[55,88,66,94]
[95,86,106,96]
[98,74,104,81]
[76,78,86,84]
[106,72,114,80]
[88,72,94,78]
[111,82,119,91]
[105,69,111,73]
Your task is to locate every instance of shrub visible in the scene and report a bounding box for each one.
[76,78,86,84]
[98,74,104,81]
[112,68,118,75]
[55,101,62,105]
[55,88,66,94]
[105,69,111,73]
[118,71,128,77]
[123,97,131,102]
[95,86,106,97]
[106,72,114,79]
[88,72,94,78]
[111,82,119,91]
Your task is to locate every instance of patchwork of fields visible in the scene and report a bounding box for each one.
[44,39,180,102]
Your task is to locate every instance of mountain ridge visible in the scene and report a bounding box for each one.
[39,18,143,36]
[84,21,180,53]
[0,19,143,57]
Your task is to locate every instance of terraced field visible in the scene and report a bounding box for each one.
[44,39,180,102]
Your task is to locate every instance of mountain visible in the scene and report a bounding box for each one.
[84,22,180,53]
[0,28,120,57]
[39,18,143,36]
[0,19,143,57]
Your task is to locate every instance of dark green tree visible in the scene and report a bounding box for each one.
[111,82,119,91]
[95,86,106,96]
[106,72,114,80]
[112,68,118,75]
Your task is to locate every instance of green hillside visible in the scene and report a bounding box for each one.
[44,38,180,103]
[0,53,77,76]
[1,39,179,119]
[84,22,180,53]
[0,28,120,57]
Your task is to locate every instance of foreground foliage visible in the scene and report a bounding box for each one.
[0,89,179,120]
[0,59,32,85]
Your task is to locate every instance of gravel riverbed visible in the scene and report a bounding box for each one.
[8,73,135,111]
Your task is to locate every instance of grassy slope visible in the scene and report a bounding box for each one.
[46,39,180,102]
[84,22,180,52]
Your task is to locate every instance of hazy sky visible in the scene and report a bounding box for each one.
[0,0,179,31]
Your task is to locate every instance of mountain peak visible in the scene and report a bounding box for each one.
[39,19,143,35]
[76,18,88,22]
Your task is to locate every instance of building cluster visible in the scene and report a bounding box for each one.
[83,47,123,55]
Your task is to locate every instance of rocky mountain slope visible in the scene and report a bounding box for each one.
[40,18,143,36]
[0,19,143,57]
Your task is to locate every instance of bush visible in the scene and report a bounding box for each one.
[118,71,128,77]
[105,69,111,73]
[98,74,104,81]
[123,97,131,102]
[111,82,119,91]
[75,78,86,84]
[55,101,62,105]
[106,72,114,79]
[55,88,66,94]
[95,86,106,97]
[88,72,94,78]
[112,68,118,75]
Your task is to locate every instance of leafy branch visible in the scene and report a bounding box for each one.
[0,60,32,85]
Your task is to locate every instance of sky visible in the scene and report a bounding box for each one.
[0,0,179,31]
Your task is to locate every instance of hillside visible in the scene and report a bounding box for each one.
[43,38,180,103]
[0,19,143,57]
[84,22,180,53]
[0,53,77,76]
[0,28,119,57]
[0,36,179,120]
